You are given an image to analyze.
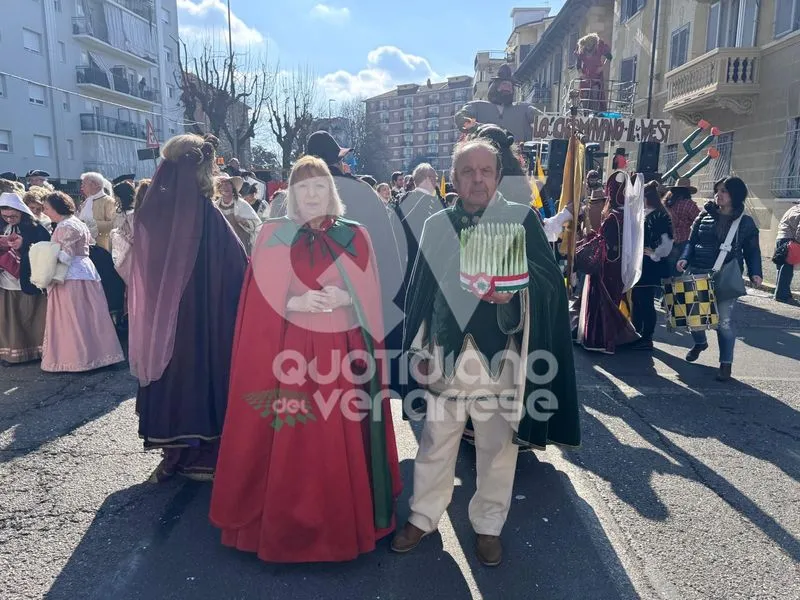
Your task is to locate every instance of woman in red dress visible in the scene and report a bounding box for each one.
[210,155,401,563]
[577,171,640,354]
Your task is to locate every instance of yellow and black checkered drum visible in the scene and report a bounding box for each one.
[662,273,719,332]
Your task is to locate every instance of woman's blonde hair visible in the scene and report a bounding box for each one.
[23,186,48,207]
[285,155,345,221]
[161,133,218,199]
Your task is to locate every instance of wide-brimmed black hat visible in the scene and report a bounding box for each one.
[307,130,351,166]
[112,173,135,185]
[26,169,50,178]
[0,172,17,181]
[491,64,520,85]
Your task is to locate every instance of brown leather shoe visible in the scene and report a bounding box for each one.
[391,522,432,553]
[476,534,502,566]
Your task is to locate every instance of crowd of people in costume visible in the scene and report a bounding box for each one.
[1,97,798,569]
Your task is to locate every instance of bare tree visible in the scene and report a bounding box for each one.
[250,143,281,171]
[176,38,272,163]
[264,66,320,177]
[338,98,391,181]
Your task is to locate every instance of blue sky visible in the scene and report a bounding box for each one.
[176,0,566,100]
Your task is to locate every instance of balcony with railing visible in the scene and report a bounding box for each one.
[561,79,638,117]
[525,85,552,107]
[115,0,154,21]
[72,17,157,67]
[76,65,161,106]
[80,113,159,141]
[664,47,761,116]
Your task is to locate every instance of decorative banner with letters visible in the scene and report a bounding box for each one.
[532,114,671,144]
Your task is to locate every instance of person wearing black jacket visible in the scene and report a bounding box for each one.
[677,177,762,381]
[631,181,674,350]
[0,192,51,364]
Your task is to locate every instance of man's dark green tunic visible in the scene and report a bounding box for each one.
[402,194,580,449]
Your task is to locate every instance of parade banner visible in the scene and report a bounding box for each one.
[532,114,671,144]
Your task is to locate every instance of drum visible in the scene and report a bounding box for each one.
[662,273,719,332]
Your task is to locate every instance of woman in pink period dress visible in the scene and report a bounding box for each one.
[40,191,124,372]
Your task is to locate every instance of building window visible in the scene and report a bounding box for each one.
[670,25,691,70]
[0,75,6,98]
[167,84,175,99]
[620,56,637,102]
[552,45,563,82]
[28,83,46,106]
[621,0,645,22]
[0,130,10,152]
[661,143,679,176]
[697,132,734,196]
[33,135,51,157]
[165,47,173,63]
[775,0,800,38]
[567,32,579,67]
[23,28,42,53]
[707,0,759,51]
[57,41,66,62]
[161,7,170,24]
[66,139,74,160]
[772,117,800,197]
[62,91,70,111]
[54,0,62,12]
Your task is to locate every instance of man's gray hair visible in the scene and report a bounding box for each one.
[450,139,503,184]
[80,172,105,188]
[412,163,437,186]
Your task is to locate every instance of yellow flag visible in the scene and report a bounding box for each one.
[530,173,543,209]
[440,174,447,197]
[529,155,546,209]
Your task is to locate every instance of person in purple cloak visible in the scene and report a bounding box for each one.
[128,134,248,482]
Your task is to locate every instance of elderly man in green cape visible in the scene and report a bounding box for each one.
[391,139,580,567]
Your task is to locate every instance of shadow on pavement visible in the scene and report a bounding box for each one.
[574,346,800,562]
[730,301,800,361]
[46,408,639,600]
[0,361,133,464]
[46,462,473,600]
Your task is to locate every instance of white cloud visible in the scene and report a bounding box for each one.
[309,4,351,23]
[319,46,440,101]
[177,0,265,48]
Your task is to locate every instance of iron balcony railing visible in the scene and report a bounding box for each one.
[116,0,155,21]
[80,113,161,140]
[76,65,161,103]
[72,17,157,64]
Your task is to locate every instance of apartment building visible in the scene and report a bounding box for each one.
[473,9,553,103]
[611,0,800,249]
[0,0,183,182]
[506,7,553,70]
[364,76,473,174]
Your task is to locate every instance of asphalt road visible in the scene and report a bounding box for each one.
[1,289,798,600]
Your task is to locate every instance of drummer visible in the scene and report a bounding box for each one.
[677,177,762,382]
